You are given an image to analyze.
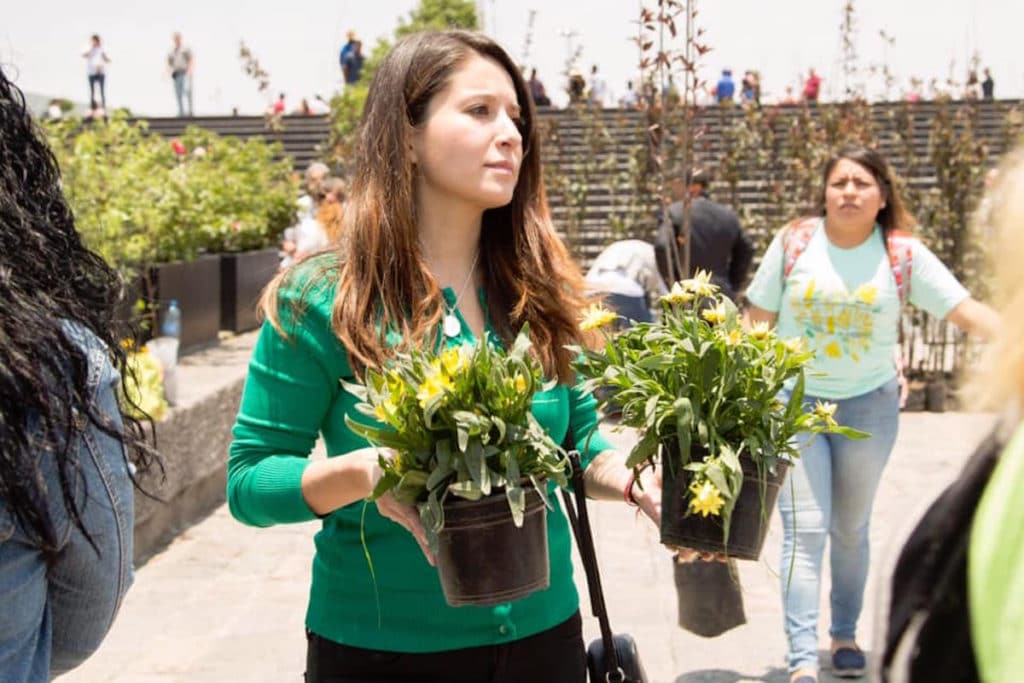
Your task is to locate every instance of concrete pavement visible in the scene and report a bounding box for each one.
[61,412,995,683]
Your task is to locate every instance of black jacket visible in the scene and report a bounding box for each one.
[654,194,754,302]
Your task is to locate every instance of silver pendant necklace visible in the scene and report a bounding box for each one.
[442,249,480,338]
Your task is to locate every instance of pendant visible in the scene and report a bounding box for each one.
[443,313,461,338]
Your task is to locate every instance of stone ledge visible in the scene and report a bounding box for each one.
[133,330,258,564]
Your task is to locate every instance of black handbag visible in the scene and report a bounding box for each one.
[560,447,648,683]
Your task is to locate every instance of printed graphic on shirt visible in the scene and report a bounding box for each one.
[789,279,880,363]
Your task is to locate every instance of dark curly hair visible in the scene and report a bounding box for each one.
[0,66,157,560]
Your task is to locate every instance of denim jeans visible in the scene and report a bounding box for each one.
[87,73,106,110]
[778,377,900,673]
[172,71,193,117]
[0,324,134,681]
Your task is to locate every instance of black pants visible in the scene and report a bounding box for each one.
[305,612,586,683]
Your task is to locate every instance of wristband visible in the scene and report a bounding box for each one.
[624,471,640,507]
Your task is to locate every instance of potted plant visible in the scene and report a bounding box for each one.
[343,325,569,607]
[575,271,867,560]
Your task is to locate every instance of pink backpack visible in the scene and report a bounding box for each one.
[782,216,914,304]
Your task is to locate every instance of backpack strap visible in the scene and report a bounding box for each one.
[784,219,915,306]
[781,216,820,280]
[887,231,914,305]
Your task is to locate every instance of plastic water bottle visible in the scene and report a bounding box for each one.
[159,300,181,405]
[161,299,182,340]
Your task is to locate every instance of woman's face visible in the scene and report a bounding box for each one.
[411,52,524,214]
[824,158,887,228]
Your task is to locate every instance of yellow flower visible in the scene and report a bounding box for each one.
[119,338,135,350]
[783,337,805,354]
[701,303,727,325]
[681,270,717,298]
[723,328,743,346]
[749,321,772,340]
[579,304,618,332]
[374,398,398,423]
[688,479,725,517]
[661,282,695,306]
[440,346,465,377]
[813,400,838,428]
[416,370,453,408]
[514,375,527,393]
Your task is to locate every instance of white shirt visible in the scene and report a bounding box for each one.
[85,46,107,76]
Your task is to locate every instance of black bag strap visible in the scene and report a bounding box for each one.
[561,428,623,681]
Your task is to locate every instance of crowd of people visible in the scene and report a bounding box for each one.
[54,25,1002,122]
[3,25,1022,683]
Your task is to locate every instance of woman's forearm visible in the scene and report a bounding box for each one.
[300,448,383,516]
[581,449,634,501]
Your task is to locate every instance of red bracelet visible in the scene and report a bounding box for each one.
[624,472,639,507]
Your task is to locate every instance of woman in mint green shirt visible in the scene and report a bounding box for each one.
[744,146,997,683]
[228,30,660,683]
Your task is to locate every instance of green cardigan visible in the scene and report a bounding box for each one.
[227,262,613,652]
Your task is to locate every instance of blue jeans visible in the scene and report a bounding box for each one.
[778,377,900,673]
[0,325,134,681]
[172,71,193,117]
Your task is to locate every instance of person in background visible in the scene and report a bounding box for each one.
[528,68,551,107]
[965,143,1024,683]
[272,93,286,115]
[227,29,661,683]
[281,162,330,269]
[715,68,736,103]
[620,80,639,109]
[342,40,364,86]
[82,34,110,115]
[741,70,760,106]
[585,239,668,326]
[167,32,194,117]
[315,177,346,245]
[0,65,155,682]
[46,99,64,120]
[339,30,357,79]
[588,64,608,107]
[981,68,995,100]
[568,68,586,104]
[803,68,822,104]
[656,168,754,303]
[743,145,998,683]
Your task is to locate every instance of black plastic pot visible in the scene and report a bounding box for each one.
[435,487,549,607]
[673,557,747,637]
[220,248,279,333]
[660,442,789,561]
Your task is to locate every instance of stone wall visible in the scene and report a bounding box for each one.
[132,332,256,563]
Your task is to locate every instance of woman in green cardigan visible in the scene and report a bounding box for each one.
[227,30,661,683]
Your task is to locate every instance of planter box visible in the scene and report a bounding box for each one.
[220,248,279,333]
[143,255,222,351]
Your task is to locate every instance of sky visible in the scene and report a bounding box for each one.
[2,1,1021,117]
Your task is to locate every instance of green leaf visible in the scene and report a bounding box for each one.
[672,397,693,459]
[448,479,483,500]
[506,484,525,527]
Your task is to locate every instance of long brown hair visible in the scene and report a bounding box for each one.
[264,30,586,383]
[819,145,916,246]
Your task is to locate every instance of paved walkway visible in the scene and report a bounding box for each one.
[62,412,995,683]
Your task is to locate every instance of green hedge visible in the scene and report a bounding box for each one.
[46,113,298,269]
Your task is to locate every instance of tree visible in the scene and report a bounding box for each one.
[325,0,479,170]
[361,0,479,86]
